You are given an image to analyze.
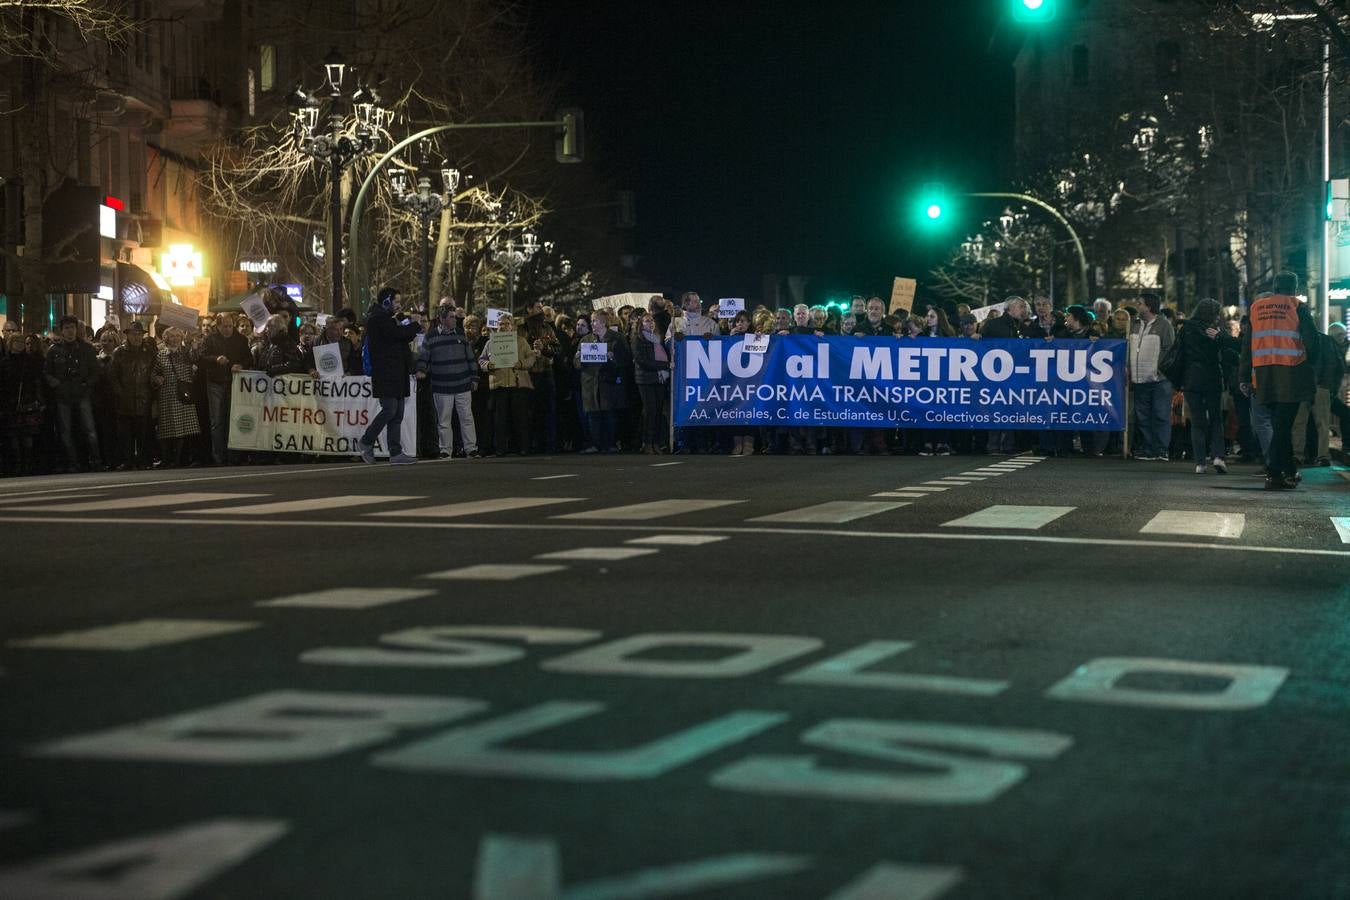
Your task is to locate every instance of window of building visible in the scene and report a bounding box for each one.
[260,45,275,92]
[1155,41,1181,79]
[1072,45,1089,86]
[247,68,256,117]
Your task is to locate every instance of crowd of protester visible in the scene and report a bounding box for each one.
[0,281,1346,479]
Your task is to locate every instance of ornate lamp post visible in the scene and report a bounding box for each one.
[287,47,387,313]
[390,153,460,310]
[493,231,539,314]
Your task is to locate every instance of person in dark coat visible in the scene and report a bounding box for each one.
[631,309,673,454]
[572,308,630,453]
[109,322,157,468]
[1177,298,1239,474]
[979,297,1030,453]
[43,314,102,471]
[358,286,422,465]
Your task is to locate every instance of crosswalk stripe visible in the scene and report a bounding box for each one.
[968,468,1011,474]
[422,563,568,581]
[902,486,949,492]
[556,499,745,520]
[1332,517,1350,543]
[180,495,420,515]
[370,497,583,518]
[535,547,660,561]
[8,618,258,651]
[748,500,909,524]
[941,505,1075,530]
[0,493,104,506]
[531,474,579,480]
[871,491,931,499]
[1140,510,1245,539]
[626,534,728,546]
[258,588,436,609]
[923,480,973,486]
[3,492,265,512]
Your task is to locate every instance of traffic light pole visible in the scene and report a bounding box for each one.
[968,192,1090,304]
[347,118,568,314]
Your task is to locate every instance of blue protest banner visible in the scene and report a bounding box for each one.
[674,335,1127,431]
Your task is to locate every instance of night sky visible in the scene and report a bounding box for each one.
[527,0,1016,303]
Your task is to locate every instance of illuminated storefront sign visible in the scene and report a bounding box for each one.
[240,258,279,274]
[161,244,203,287]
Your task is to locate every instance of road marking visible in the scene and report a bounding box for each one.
[961,471,1002,476]
[871,491,931,499]
[922,481,970,486]
[1140,510,1245,539]
[557,499,745,520]
[531,474,578,480]
[4,515,1347,559]
[901,486,948,492]
[8,618,259,651]
[650,462,683,467]
[422,563,569,581]
[257,588,436,609]
[941,505,1075,530]
[1333,517,1350,543]
[180,494,419,515]
[0,492,108,506]
[627,534,728,546]
[371,497,583,518]
[535,547,660,561]
[748,501,910,524]
[3,492,265,512]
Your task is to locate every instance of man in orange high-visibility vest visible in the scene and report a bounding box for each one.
[1239,271,1321,490]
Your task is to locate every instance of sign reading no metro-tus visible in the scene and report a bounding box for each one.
[674,336,1127,431]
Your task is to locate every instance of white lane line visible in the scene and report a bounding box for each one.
[941,505,1076,530]
[902,486,949,492]
[1333,517,1350,543]
[967,469,1011,474]
[749,501,910,524]
[8,618,258,651]
[0,462,374,500]
[535,547,660,561]
[3,515,1346,559]
[960,472,998,477]
[556,499,745,520]
[258,588,436,609]
[370,497,583,518]
[3,492,265,513]
[871,491,931,499]
[1140,510,1245,539]
[531,474,579,480]
[627,534,728,546]
[422,563,568,581]
[180,494,420,515]
[0,493,108,506]
[650,462,683,467]
[923,480,973,486]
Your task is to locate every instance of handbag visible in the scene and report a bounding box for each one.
[174,384,193,405]
[12,377,44,429]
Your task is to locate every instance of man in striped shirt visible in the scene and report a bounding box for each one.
[416,304,480,459]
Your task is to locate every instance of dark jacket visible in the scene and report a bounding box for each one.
[109,342,156,416]
[417,324,478,394]
[1239,300,1320,404]
[0,351,45,417]
[257,333,304,377]
[1313,332,1343,390]
[199,329,254,383]
[574,329,630,413]
[1178,322,1238,394]
[1026,313,1067,339]
[980,313,1024,340]
[631,329,673,385]
[852,317,889,337]
[43,339,99,403]
[364,306,422,398]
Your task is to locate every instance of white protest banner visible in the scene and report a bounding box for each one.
[486,308,510,330]
[316,313,330,330]
[228,373,415,457]
[717,298,745,319]
[580,341,609,364]
[106,313,121,330]
[972,301,1007,323]
[240,293,270,334]
[889,277,917,314]
[312,341,345,380]
[156,302,199,332]
[488,332,519,368]
[591,291,650,313]
[743,333,771,354]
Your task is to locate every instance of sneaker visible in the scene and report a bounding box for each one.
[1212,458,1228,474]
[1312,457,1332,467]
[919,444,934,457]
[580,446,599,455]
[1194,463,1206,475]
[936,444,952,456]
[389,453,418,465]
[357,441,376,464]
[467,450,482,459]
[436,450,452,459]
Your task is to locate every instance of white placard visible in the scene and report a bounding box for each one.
[156,302,199,332]
[316,313,330,330]
[229,374,416,457]
[486,308,510,330]
[240,293,270,334]
[972,301,1007,323]
[742,333,770,354]
[312,341,345,379]
[580,341,608,364]
[717,298,745,319]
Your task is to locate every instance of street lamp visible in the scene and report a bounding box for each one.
[494,231,539,314]
[288,47,387,314]
[389,155,461,311]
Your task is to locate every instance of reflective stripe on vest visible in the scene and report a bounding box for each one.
[1250,295,1307,367]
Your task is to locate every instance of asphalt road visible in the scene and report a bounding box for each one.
[0,452,1347,899]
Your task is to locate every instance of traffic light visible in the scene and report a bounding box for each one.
[917,183,952,228]
[1011,0,1056,23]
[556,108,584,164]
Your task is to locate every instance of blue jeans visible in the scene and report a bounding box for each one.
[1132,380,1173,457]
[207,381,230,464]
[361,396,405,456]
[1249,393,1273,460]
[56,399,100,468]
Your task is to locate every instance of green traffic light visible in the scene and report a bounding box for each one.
[1012,0,1056,22]
[926,204,943,220]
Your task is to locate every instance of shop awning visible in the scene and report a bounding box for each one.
[116,261,175,316]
